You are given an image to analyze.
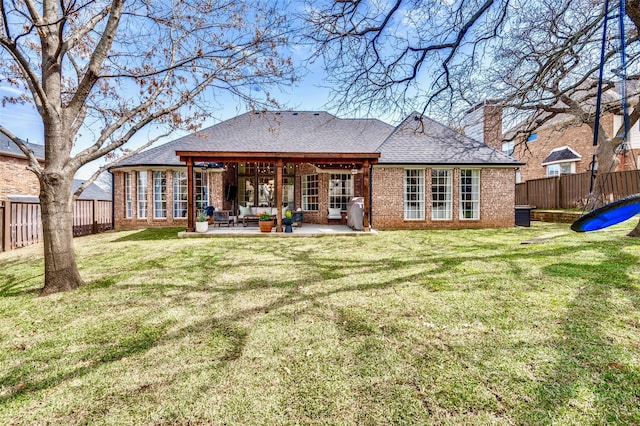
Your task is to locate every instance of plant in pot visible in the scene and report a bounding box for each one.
[283,209,293,233]
[258,211,274,232]
[195,211,209,233]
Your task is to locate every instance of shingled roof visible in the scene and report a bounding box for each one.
[114,110,522,168]
[377,113,522,166]
[115,111,393,167]
[0,133,45,160]
[541,146,581,165]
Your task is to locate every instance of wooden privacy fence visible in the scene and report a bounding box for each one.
[1,199,112,251]
[516,170,640,209]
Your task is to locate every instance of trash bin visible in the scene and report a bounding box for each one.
[515,205,533,227]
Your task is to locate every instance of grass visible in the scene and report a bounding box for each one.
[1,222,639,425]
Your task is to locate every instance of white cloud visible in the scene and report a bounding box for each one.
[0,85,27,97]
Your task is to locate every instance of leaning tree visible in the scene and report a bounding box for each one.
[0,0,295,295]
[304,0,640,235]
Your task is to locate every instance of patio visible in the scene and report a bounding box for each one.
[178,223,377,238]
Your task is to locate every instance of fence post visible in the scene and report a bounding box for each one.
[92,199,98,234]
[3,200,11,251]
[0,201,4,252]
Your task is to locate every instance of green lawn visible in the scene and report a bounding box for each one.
[1,222,639,425]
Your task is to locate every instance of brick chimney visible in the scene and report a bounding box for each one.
[463,99,503,151]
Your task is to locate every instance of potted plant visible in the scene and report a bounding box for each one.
[283,209,293,233]
[258,210,274,232]
[195,211,209,233]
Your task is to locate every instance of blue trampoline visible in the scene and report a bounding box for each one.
[571,194,640,232]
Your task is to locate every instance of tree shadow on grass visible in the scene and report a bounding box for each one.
[516,248,640,424]
[5,230,636,421]
[0,272,43,297]
[0,313,250,411]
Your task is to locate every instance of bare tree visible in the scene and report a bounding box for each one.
[304,0,640,235]
[303,0,509,117]
[0,0,295,295]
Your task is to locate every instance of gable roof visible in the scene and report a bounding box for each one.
[541,146,582,165]
[115,111,394,168]
[0,133,45,161]
[377,113,522,166]
[113,110,522,169]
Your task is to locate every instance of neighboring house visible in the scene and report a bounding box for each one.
[0,133,44,201]
[504,112,640,182]
[5,180,111,204]
[110,110,522,231]
[0,133,111,202]
[494,91,640,183]
[72,179,112,201]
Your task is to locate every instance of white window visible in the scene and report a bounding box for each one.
[173,171,187,218]
[124,172,133,218]
[302,174,319,211]
[329,173,353,210]
[195,171,208,211]
[404,169,424,220]
[546,162,574,177]
[502,141,514,156]
[431,169,452,220]
[460,169,480,220]
[137,171,148,219]
[153,171,167,219]
[515,170,522,184]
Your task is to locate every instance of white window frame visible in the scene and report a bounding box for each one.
[328,173,354,210]
[404,169,425,220]
[153,171,167,219]
[431,169,452,220]
[546,162,575,177]
[125,172,133,219]
[459,169,480,220]
[137,171,148,219]
[302,174,319,211]
[195,171,208,212]
[173,171,188,218]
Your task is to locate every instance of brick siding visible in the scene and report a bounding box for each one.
[0,154,41,201]
[513,113,640,181]
[113,167,229,230]
[113,164,516,230]
[371,166,515,229]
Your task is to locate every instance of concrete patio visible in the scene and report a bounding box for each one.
[178,223,377,238]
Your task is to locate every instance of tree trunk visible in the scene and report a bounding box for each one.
[39,172,84,296]
[628,219,640,237]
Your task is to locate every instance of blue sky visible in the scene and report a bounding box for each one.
[0,60,345,178]
[0,1,418,180]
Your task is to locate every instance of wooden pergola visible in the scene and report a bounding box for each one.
[176,151,380,233]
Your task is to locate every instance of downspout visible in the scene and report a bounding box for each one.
[109,169,114,231]
[369,164,374,229]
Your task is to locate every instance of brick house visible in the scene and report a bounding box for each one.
[110,110,522,231]
[0,133,44,201]
[498,112,640,183]
[0,133,111,202]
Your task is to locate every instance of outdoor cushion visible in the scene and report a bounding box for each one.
[239,205,253,216]
[328,208,342,219]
